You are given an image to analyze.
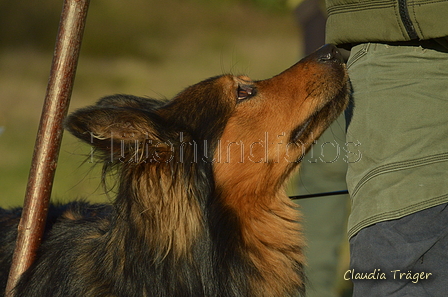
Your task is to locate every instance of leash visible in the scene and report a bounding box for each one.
[289,190,349,200]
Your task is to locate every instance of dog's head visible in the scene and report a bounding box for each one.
[65,45,349,291]
[66,44,349,197]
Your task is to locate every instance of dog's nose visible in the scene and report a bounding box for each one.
[315,44,344,63]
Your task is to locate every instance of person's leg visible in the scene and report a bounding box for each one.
[350,203,448,297]
[346,42,448,296]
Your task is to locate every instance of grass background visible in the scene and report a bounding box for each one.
[0,0,303,207]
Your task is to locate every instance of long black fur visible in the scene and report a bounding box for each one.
[1,46,349,296]
[0,82,257,297]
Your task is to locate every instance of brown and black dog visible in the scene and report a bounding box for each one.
[0,44,349,297]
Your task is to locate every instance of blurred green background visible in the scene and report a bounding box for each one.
[0,0,303,207]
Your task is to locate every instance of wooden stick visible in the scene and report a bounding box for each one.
[5,0,90,295]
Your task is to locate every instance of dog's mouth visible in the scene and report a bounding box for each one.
[288,53,349,148]
[289,85,348,148]
[290,117,313,144]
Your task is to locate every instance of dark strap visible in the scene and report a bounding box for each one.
[289,190,349,200]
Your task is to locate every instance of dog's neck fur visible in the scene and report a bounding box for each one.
[214,161,305,296]
[113,161,205,261]
[107,157,304,296]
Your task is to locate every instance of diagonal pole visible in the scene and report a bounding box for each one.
[5,0,90,296]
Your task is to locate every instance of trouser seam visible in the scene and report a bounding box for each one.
[351,152,448,198]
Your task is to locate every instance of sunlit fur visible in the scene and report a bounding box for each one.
[0,46,349,297]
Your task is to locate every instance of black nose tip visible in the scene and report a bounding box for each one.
[315,44,344,63]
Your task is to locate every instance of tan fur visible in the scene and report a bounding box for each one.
[214,59,348,295]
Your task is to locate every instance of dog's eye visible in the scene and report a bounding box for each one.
[237,85,255,101]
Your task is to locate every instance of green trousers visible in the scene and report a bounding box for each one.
[346,42,448,239]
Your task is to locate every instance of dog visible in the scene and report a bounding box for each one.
[0,44,349,297]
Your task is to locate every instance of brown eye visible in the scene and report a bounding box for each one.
[237,85,255,101]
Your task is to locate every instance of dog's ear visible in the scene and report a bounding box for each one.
[65,95,174,162]
[95,94,167,111]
